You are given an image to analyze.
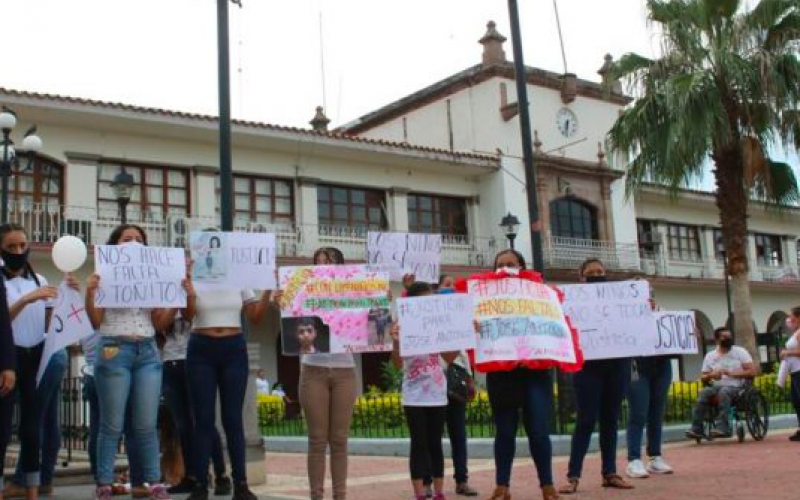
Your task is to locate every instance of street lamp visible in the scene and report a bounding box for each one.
[111,169,135,224]
[0,108,43,224]
[716,236,733,326]
[500,212,521,249]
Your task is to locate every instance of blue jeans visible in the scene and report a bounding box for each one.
[94,337,162,486]
[567,358,630,478]
[487,368,554,487]
[162,359,227,480]
[13,349,67,486]
[187,334,249,487]
[84,374,142,483]
[626,357,673,461]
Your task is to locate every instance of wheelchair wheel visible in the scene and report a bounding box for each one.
[745,391,769,441]
[736,422,745,443]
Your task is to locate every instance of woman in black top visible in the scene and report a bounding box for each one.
[0,273,18,500]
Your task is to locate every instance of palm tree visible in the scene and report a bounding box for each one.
[607,0,800,364]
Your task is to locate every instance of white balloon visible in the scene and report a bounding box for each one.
[52,235,88,273]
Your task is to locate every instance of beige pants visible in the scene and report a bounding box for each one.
[299,364,357,500]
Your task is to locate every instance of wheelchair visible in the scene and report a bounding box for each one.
[693,381,769,444]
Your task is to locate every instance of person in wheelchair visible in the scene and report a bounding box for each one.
[685,327,757,439]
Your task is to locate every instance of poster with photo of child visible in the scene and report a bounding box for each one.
[281,316,331,356]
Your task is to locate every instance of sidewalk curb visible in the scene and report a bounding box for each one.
[263,413,797,458]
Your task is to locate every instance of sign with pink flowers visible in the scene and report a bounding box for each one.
[278,265,392,354]
[468,277,577,364]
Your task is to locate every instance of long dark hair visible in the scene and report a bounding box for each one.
[406,282,433,297]
[492,249,527,270]
[0,223,41,286]
[579,257,605,276]
[106,224,148,246]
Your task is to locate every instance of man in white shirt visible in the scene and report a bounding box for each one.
[685,327,756,438]
[255,370,270,396]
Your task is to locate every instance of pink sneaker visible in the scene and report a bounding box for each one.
[95,485,113,500]
[148,484,173,500]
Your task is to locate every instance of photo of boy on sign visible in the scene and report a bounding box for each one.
[281,316,331,356]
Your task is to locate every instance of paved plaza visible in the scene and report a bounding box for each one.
[46,428,800,500]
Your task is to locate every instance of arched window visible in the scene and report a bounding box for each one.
[549,197,598,240]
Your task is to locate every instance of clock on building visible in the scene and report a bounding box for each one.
[556,107,579,138]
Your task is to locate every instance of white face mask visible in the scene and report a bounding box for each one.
[496,266,520,275]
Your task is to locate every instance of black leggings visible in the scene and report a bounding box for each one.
[404,406,446,480]
[791,371,800,427]
[0,390,13,489]
[15,344,44,485]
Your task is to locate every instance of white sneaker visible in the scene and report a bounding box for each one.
[647,456,674,474]
[626,459,650,478]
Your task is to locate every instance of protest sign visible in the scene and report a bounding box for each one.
[190,231,277,290]
[397,294,475,357]
[279,265,391,353]
[367,232,441,283]
[37,283,94,384]
[653,310,699,355]
[560,280,657,360]
[94,244,186,308]
[468,277,577,364]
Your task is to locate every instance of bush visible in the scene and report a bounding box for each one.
[257,394,286,427]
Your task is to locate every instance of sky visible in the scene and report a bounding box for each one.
[1,0,796,186]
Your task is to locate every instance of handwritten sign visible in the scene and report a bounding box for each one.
[37,283,94,384]
[653,310,698,355]
[560,280,657,360]
[190,231,277,290]
[279,265,391,353]
[94,244,186,308]
[468,278,577,364]
[367,232,441,283]
[397,294,475,356]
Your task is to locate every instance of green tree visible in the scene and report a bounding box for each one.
[607,0,800,364]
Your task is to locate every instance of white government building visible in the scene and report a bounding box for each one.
[1,21,798,398]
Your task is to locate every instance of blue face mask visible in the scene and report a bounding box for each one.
[438,288,455,295]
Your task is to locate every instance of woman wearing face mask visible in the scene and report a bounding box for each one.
[780,307,800,441]
[468,249,582,500]
[0,223,60,500]
[559,258,633,495]
[85,224,177,500]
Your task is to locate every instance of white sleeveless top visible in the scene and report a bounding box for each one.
[786,334,800,374]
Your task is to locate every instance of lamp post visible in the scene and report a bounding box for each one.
[0,108,43,224]
[500,212,521,250]
[111,169,135,224]
[716,237,733,325]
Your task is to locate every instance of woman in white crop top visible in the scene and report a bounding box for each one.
[181,257,272,500]
[85,224,177,500]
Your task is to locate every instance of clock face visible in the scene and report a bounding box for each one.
[556,108,578,138]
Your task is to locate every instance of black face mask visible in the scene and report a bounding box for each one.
[2,249,29,273]
[719,338,734,349]
[585,275,608,283]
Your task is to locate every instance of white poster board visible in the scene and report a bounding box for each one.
[94,244,186,308]
[37,283,94,384]
[366,232,441,284]
[397,294,476,356]
[560,280,658,360]
[653,310,699,355]
[190,231,277,290]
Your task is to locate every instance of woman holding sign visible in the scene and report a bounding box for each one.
[286,247,359,500]
[85,224,177,500]
[559,258,634,494]
[391,281,459,500]
[466,249,582,500]
[182,253,273,500]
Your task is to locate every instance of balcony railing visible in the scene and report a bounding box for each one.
[543,236,641,272]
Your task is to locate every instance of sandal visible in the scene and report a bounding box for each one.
[557,478,579,495]
[602,474,634,489]
[541,484,560,500]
